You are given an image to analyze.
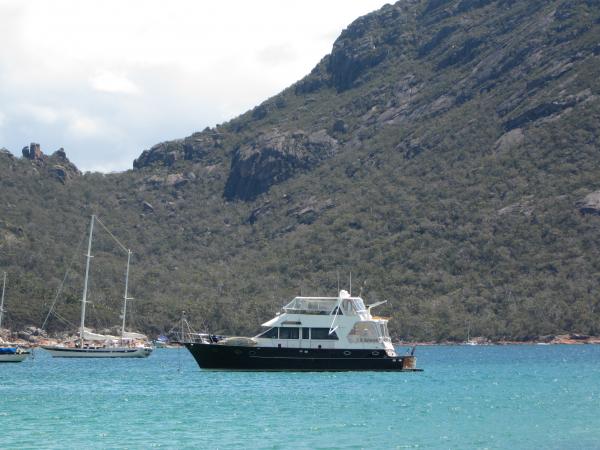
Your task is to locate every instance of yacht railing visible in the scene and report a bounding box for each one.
[179,332,226,344]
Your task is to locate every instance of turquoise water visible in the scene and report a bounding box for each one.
[1,345,600,449]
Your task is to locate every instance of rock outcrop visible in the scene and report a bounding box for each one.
[327,5,400,91]
[48,148,81,183]
[134,140,182,168]
[224,129,337,201]
[142,201,154,213]
[293,4,412,93]
[48,165,69,184]
[19,143,80,183]
[133,130,223,169]
[22,143,45,161]
[16,326,48,343]
[498,197,535,217]
[286,197,336,225]
[577,191,600,215]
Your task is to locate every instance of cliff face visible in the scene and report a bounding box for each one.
[133,0,600,203]
[2,0,600,340]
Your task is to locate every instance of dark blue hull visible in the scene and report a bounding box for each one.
[184,342,421,371]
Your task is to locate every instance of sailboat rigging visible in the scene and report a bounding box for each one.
[41,215,152,358]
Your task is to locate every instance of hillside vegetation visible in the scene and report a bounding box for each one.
[2,0,600,341]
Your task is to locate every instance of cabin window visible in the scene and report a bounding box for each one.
[310,328,338,340]
[347,321,380,343]
[258,327,278,339]
[302,327,309,339]
[279,327,299,339]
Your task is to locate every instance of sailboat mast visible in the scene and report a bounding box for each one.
[0,272,6,330]
[80,215,95,347]
[121,249,132,343]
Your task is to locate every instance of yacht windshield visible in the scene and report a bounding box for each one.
[341,298,367,315]
[352,298,366,312]
[380,322,390,339]
[257,328,278,339]
[283,297,338,315]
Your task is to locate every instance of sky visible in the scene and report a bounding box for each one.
[0,0,389,172]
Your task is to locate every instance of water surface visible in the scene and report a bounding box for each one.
[1,345,599,449]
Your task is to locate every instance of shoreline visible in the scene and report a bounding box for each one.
[398,334,600,346]
[3,334,600,349]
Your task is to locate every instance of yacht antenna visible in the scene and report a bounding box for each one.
[120,249,133,344]
[80,215,95,348]
[337,270,340,293]
[349,272,352,296]
[0,272,6,330]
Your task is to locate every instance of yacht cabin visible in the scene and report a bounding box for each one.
[254,290,396,356]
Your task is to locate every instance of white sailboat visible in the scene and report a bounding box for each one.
[0,272,31,363]
[464,322,479,346]
[41,215,152,358]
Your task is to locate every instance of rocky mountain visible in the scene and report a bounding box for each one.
[2,0,600,341]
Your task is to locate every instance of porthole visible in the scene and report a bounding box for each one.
[249,351,256,356]
[234,349,242,355]
[371,351,380,356]
[343,351,351,356]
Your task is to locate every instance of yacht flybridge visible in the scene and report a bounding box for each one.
[183,290,421,371]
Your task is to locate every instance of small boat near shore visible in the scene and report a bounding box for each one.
[42,215,152,358]
[182,289,421,371]
[0,272,31,363]
[0,346,31,363]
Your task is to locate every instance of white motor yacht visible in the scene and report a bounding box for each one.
[184,290,421,371]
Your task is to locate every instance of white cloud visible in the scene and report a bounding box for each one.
[21,105,60,124]
[0,0,389,171]
[67,115,102,138]
[256,43,298,67]
[90,71,140,95]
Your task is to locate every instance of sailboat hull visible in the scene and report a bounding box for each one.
[41,346,152,358]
